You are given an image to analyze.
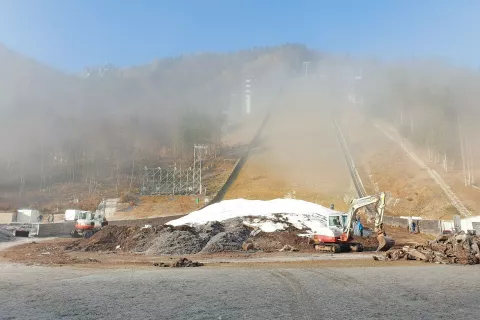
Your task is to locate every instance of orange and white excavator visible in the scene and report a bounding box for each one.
[310,192,395,253]
[71,211,108,239]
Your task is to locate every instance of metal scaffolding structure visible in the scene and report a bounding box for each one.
[140,145,209,195]
[140,167,201,195]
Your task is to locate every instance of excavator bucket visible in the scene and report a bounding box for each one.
[377,233,395,251]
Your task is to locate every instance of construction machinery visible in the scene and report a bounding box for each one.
[71,211,108,239]
[310,192,395,253]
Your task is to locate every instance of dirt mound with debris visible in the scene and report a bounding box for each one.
[375,232,480,265]
[66,225,140,252]
[65,219,253,255]
[153,258,204,268]
[246,231,313,253]
[200,220,251,253]
[171,257,204,267]
[352,236,379,250]
[145,229,206,255]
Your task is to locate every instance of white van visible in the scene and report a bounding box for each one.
[64,209,91,221]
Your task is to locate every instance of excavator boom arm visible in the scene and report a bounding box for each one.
[342,192,393,251]
[343,192,386,239]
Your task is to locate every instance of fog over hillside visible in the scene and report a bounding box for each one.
[1,42,480,208]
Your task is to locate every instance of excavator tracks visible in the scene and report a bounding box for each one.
[314,243,364,253]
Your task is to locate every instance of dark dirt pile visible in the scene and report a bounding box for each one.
[172,258,204,267]
[246,231,313,253]
[65,219,253,255]
[3,239,104,265]
[64,222,389,256]
[145,220,251,255]
[374,232,480,265]
[65,225,140,252]
[64,218,317,255]
[352,236,379,250]
[145,225,206,255]
[153,258,204,268]
[200,220,251,253]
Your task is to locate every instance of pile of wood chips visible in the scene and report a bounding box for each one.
[374,232,480,265]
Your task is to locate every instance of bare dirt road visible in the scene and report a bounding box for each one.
[0,263,478,320]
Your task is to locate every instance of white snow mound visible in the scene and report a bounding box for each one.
[167,198,342,234]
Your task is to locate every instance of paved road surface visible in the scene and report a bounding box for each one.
[0,263,478,320]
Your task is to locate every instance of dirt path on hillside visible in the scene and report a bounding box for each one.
[375,123,471,217]
[411,140,480,214]
[341,114,454,219]
[225,96,353,210]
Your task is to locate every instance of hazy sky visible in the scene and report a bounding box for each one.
[0,0,479,72]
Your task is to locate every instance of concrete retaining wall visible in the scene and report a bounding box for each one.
[383,215,443,235]
[383,216,409,229]
[418,219,441,234]
[33,222,76,237]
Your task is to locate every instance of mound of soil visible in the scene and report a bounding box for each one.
[65,225,141,252]
[153,258,204,268]
[171,257,204,267]
[249,231,313,252]
[351,236,379,250]
[65,218,252,256]
[200,220,251,253]
[145,229,205,255]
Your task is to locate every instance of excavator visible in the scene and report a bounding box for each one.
[311,192,395,253]
[71,211,108,239]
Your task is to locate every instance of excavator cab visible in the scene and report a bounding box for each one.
[329,216,342,228]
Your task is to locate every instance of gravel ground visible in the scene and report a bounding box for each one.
[0,263,478,320]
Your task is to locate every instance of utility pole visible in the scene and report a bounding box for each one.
[229,93,239,119]
[193,144,208,194]
[458,115,468,186]
[244,78,252,115]
[303,61,310,76]
[351,68,363,105]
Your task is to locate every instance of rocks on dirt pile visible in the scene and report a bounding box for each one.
[64,218,321,255]
[153,258,204,268]
[145,219,250,255]
[171,257,204,267]
[374,232,480,265]
[65,219,253,255]
[145,226,206,255]
[200,219,251,253]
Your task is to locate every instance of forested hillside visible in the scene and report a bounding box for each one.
[2,40,480,209]
[0,43,316,207]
